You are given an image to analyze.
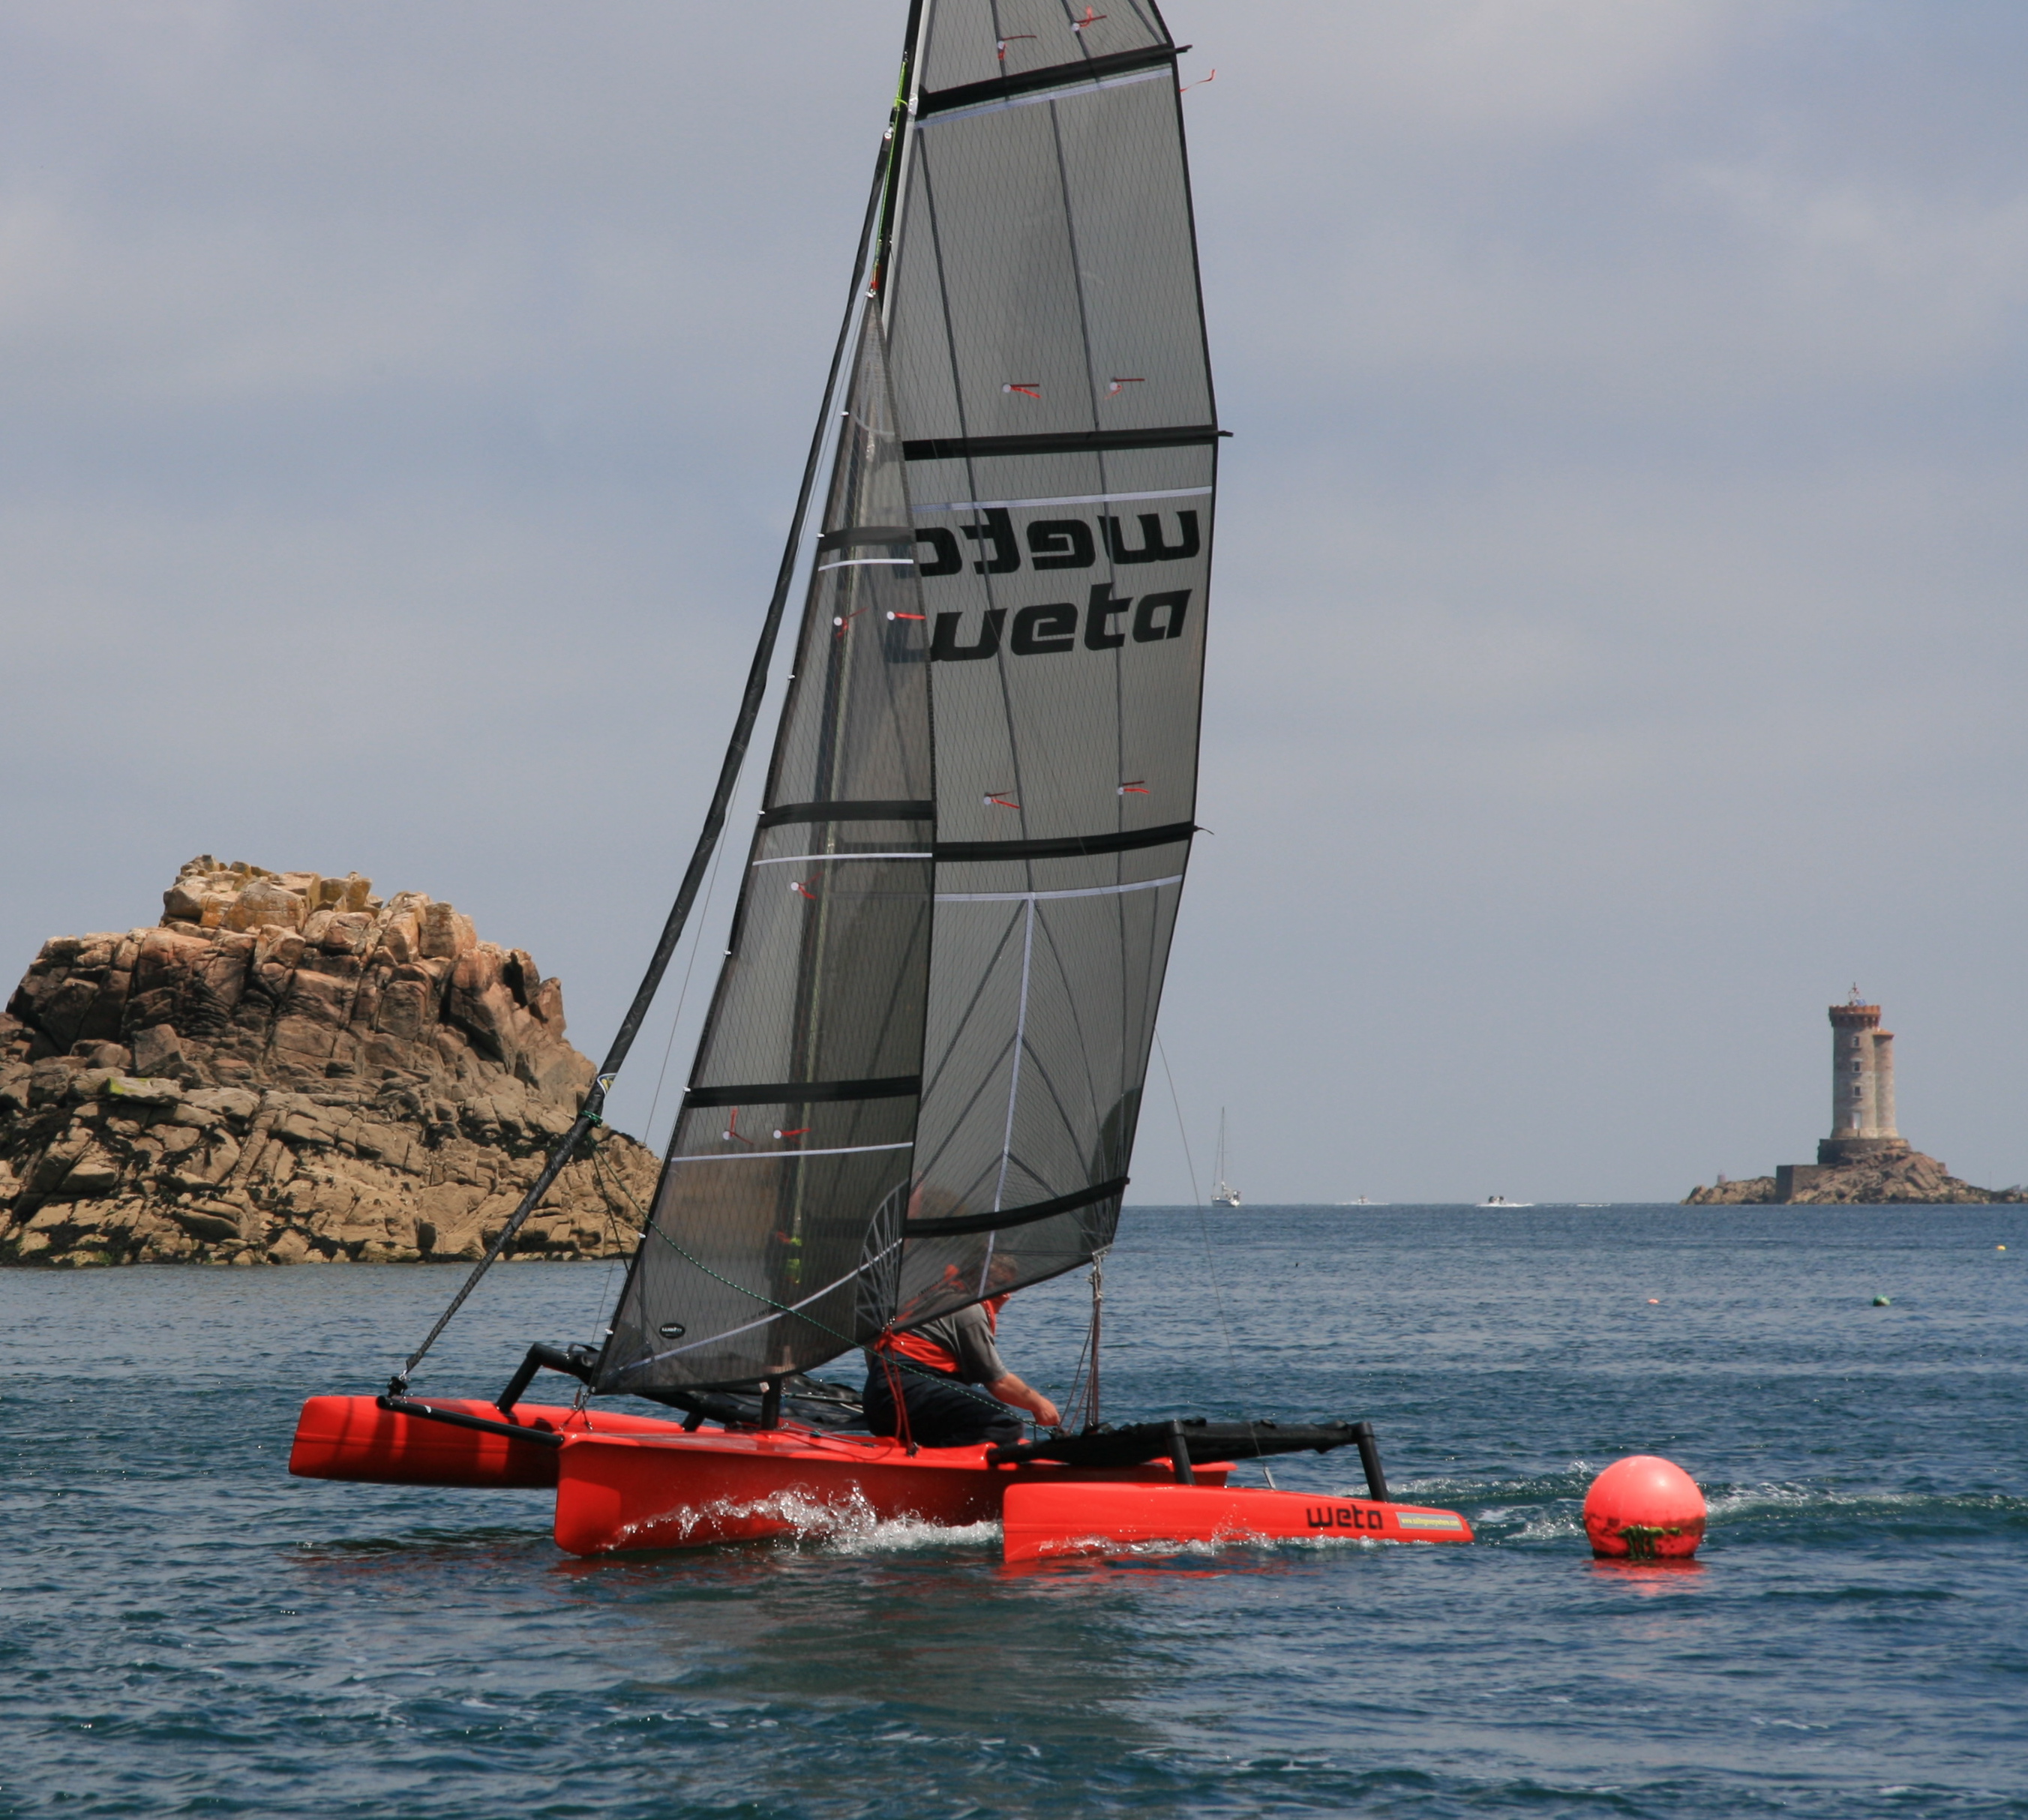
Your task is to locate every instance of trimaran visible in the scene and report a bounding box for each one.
[292,0,1472,1563]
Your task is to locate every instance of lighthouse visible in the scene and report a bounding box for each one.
[1817,988,1909,1165]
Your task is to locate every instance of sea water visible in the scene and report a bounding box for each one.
[2,1206,2023,1818]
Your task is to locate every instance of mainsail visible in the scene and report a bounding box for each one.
[602,0,1214,1390]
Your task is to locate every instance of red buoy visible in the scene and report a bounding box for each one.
[1582,1454,1706,1561]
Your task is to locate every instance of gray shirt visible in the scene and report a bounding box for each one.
[884,1303,1006,1384]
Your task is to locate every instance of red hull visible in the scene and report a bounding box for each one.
[287,1396,1474,1562]
[288,1394,689,1490]
[550,1428,1225,1555]
[1001,1482,1475,1561]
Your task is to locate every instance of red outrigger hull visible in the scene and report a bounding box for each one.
[1002,1482,1474,1562]
[289,1395,1472,1561]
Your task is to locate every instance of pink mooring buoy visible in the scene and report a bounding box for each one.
[1582,1454,1706,1561]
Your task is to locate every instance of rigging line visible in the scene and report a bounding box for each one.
[644,799,734,1153]
[390,131,897,1395]
[992,898,1038,1213]
[1059,1251,1105,1432]
[1154,1028,1275,1489]
[586,1132,649,1360]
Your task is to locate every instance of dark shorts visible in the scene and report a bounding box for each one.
[862,1359,1023,1449]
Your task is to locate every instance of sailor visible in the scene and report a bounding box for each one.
[863,1294,1061,1449]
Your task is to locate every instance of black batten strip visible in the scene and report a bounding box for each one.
[904,1177,1128,1237]
[916,43,1179,118]
[757,799,935,829]
[681,1075,921,1111]
[934,820,1194,864]
[903,424,1219,463]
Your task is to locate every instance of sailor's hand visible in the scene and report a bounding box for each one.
[987,1372,1060,1429]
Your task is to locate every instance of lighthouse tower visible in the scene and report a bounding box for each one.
[1818,988,1909,1165]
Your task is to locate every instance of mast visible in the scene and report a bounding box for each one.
[1212,1109,1240,1208]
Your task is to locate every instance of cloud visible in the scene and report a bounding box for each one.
[4,1,2028,1201]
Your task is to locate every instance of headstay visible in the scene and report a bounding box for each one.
[599,0,1216,1390]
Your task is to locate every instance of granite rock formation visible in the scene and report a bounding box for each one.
[1684,1150,2026,1205]
[1,858,658,1267]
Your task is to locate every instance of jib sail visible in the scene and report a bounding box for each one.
[600,302,934,1393]
[600,0,1214,1390]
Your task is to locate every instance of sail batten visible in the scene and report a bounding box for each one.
[902,427,1218,460]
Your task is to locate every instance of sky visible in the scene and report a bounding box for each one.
[4,1,2026,1204]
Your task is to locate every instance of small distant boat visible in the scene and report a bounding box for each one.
[1341,1197,1378,1207]
[1478,1195,1534,1209]
[1210,1109,1242,1207]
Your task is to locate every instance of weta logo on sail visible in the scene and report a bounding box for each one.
[914,508,1201,579]
[930,586,1191,661]
[1306,1504,1388,1533]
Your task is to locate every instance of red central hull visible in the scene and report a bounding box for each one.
[550,1424,1212,1555]
[288,1395,1472,1561]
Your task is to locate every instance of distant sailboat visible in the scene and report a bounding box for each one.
[1210,1109,1242,1208]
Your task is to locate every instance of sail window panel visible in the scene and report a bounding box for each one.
[910,898,1029,1209]
[766,427,930,810]
[767,562,933,808]
[893,97,1208,442]
[898,118,1094,445]
[603,1144,912,1391]
[909,877,1180,1267]
[916,0,1170,105]
[905,445,1211,851]
[914,538,1210,844]
[1043,79,1214,432]
[682,842,933,1100]
[928,658,1146,846]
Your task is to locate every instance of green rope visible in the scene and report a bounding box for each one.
[585,1139,1012,1417]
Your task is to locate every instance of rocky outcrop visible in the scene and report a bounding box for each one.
[1,857,658,1267]
[1684,1150,2026,1205]
[1682,1174,1781,1205]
